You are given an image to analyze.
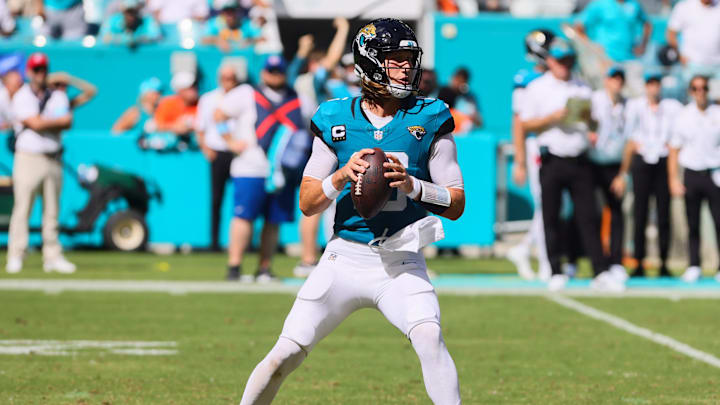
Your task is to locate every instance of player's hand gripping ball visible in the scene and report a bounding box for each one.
[350,147,392,219]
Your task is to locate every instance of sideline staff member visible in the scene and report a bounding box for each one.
[519,38,622,292]
[612,72,682,278]
[6,53,76,274]
[668,75,720,284]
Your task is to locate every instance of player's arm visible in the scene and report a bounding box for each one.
[610,140,636,197]
[385,133,465,221]
[521,108,567,133]
[511,112,527,186]
[299,137,374,216]
[667,146,685,196]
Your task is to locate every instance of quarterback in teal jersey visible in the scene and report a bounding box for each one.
[238,19,465,405]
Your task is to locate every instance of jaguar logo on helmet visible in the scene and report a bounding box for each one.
[407,125,426,140]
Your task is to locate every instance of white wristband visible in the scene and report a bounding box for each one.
[322,175,342,200]
[407,176,421,200]
[419,180,451,207]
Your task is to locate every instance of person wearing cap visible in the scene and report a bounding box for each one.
[574,0,652,62]
[507,28,555,282]
[112,77,163,134]
[201,0,252,52]
[437,67,483,134]
[667,0,720,85]
[586,66,629,281]
[153,71,198,136]
[612,71,682,277]
[215,55,311,282]
[6,53,76,274]
[520,38,623,292]
[100,0,161,46]
[38,0,87,40]
[668,75,720,283]
[195,64,239,252]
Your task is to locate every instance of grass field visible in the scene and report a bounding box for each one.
[1,251,719,404]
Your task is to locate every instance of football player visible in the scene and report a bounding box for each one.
[238,18,464,405]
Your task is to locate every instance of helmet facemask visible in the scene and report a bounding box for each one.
[355,46,423,99]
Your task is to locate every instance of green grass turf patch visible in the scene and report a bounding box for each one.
[1,292,719,404]
[0,251,521,281]
[578,297,720,359]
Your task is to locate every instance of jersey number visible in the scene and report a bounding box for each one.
[383,152,409,212]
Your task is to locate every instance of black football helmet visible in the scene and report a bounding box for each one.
[525,29,555,65]
[352,18,423,99]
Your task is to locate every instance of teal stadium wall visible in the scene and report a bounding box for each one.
[0,13,670,249]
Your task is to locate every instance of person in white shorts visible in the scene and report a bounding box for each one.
[238,19,464,405]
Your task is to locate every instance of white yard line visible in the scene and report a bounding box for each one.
[548,294,720,369]
[1,279,720,298]
[0,339,178,356]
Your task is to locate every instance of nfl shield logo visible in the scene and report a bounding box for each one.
[374,130,383,141]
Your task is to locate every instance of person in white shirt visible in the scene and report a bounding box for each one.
[507,28,555,282]
[147,0,209,24]
[667,0,720,83]
[589,66,629,281]
[0,70,23,130]
[520,38,623,292]
[668,75,720,283]
[612,72,683,277]
[6,53,76,274]
[195,64,239,252]
[215,56,311,282]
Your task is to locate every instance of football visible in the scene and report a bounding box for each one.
[351,147,393,219]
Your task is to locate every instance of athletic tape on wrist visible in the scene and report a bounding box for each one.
[408,176,421,200]
[322,175,342,200]
[419,180,451,207]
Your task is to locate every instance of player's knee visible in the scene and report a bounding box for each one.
[409,322,443,353]
[264,338,306,379]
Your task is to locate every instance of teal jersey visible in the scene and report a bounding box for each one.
[311,96,454,244]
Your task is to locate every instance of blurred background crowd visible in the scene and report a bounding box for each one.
[0,0,719,286]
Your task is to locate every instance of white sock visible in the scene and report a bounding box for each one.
[239,337,306,405]
[409,323,462,405]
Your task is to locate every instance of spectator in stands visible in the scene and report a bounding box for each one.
[0,70,23,130]
[519,38,622,292]
[202,0,261,51]
[6,53,76,274]
[287,18,349,278]
[195,64,239,252]
[39,0,87,39]
[667,0,720,82]
[112,77,162,133]
[153,71,198,136]
[588,66,629,281]
[438,67,483,134]
[216,55,309,282]
[7,0,36,16]
[0,0,16,36]
[668,75,720,284]
[479,0,510,12]
[147,0,208,24]
[47,72,97,109]
[612,71,682,277]
[325,53,361,100]
[100,0,162,46]
[418,68,439,98]
[574,0,652,62]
